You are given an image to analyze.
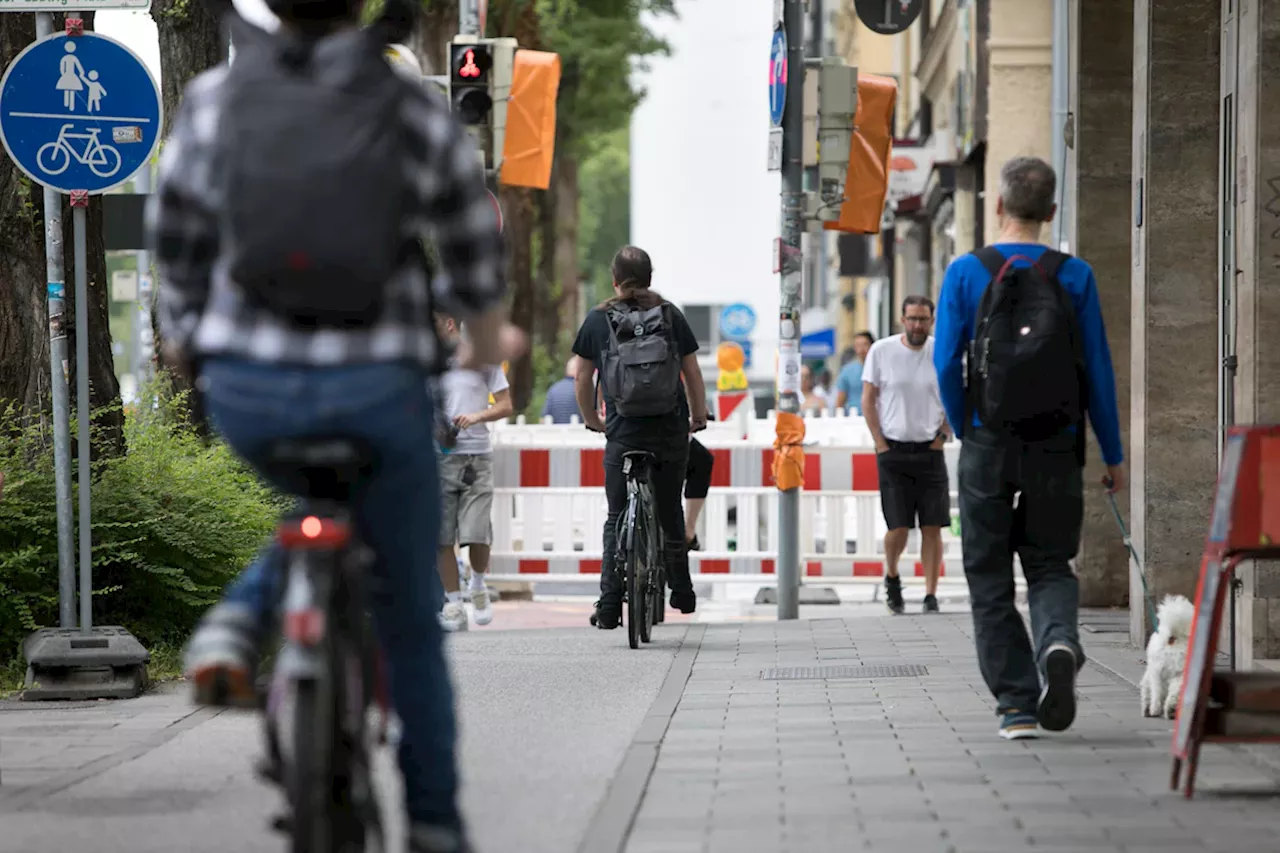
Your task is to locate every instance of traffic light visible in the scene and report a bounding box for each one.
[448,36,518,173]
[449,40,494,125]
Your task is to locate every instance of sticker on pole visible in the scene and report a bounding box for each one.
[768,27,787,127]
[0,32,162,195]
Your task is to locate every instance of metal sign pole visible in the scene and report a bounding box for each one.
[72,198,92,633]
[35,11,77,629]
[775,0,805,620]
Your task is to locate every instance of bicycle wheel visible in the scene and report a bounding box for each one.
[626,525,643,650]
[289,676,333,853]
[653,564,666,625]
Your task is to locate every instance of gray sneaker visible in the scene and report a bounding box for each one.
[471,585,493,626]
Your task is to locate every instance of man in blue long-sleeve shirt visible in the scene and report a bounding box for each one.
[933,156,1126,741]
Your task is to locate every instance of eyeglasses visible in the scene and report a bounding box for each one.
[903,316,933,325]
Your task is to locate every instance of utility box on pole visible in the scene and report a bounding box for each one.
[812,58,857,222]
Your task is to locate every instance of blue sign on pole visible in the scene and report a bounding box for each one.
[740,340,753,369]
[0,33,162,196]
[768,27,787,127]
[799,327,836,359]
[719,302,757,341]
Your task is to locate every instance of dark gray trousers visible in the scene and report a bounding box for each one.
[959,427,1086,714]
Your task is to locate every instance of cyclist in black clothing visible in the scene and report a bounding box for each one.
[572,247,709,629]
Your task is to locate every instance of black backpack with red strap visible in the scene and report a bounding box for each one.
[966,247,1087,443]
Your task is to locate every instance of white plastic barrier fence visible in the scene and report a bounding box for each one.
[485,424,979,587]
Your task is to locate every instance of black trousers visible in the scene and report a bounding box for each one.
[959,427,1086,715]
[600,440,691,606]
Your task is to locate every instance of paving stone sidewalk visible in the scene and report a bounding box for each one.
[624,614,1280,853]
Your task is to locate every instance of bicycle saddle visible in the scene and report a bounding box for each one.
[262,435,377,502]
[621,450,656,476]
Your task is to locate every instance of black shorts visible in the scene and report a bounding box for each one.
[876,441,950,530]
[685,437,714,499]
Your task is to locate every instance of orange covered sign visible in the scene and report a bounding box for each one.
[824,73,897,235]
[500,50,561,191]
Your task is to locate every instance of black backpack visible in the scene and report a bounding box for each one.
[217,12,413,328]
[601,303,683,418]
[967,247,1087,443]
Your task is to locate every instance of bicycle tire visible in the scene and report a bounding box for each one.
[626,522,643,650]
[289,677,332,853]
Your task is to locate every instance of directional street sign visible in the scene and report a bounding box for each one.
[0,33,162,195]
[768,27,787,127]
[720,302,757,341]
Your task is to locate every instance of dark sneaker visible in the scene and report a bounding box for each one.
[884,574,905,615]
[922,594,940,614]
[998,710,1040,740]
[1037,644,1078,732]
[409,824,472,853]
[592,599,621,630]
[670,587,696,614]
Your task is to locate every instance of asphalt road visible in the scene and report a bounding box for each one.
[0,624,687,853]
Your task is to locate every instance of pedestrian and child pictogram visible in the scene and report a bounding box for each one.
[0,31,161,195]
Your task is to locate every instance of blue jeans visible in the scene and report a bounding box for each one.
[199,357,458,830]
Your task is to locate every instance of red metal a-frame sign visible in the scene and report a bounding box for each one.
[1172,424,1280,797]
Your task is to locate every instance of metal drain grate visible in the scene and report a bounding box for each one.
[761,664,929,681]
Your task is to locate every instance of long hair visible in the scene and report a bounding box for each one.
[598,245,665,310]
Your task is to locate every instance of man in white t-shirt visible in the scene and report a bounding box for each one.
[434,313,513,632]
[861,295,950,616]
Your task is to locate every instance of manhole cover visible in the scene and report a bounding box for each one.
[761,664,929,680]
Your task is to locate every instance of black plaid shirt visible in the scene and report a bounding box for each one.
[146,61,504,371]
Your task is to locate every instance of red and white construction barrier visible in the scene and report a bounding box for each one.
[486,430,976,587]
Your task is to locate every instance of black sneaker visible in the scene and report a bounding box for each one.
[1037,644,1078,732]
[884,574,905,615]
[592,599,621,630]
[670,587,696,614]
[922,594,940,614]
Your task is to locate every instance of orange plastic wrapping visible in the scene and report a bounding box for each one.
[772,411,806,492]
[500,50,562,190]
[824,73,898,235]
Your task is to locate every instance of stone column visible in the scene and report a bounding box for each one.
[1232,0,1280,663]
[1129,0,1221,642]
[1071,0,1134,609]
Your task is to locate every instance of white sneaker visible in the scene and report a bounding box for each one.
[439,601,468,633]
[471,585,493,626]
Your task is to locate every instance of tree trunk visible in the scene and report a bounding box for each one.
[150,0,224,413]
[152,0,224,137]
[503,186,537,412]
[535,176,559,350]
[0,13,122,455]
[412,0,457,74]
[552,151,580,346]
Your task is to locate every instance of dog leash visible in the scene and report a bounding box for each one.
[1105,487,1158,631]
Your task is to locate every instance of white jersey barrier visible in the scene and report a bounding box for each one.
[486,420,975,587]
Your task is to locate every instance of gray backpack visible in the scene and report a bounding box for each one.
[218,15,412,328]
[602,303,683,418]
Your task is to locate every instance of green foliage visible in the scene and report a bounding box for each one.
[0,380,285,660]
[535,0,675,156]
[524,339,562,420]
[578,125,629,302]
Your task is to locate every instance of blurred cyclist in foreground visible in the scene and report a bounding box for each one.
[147,0,521,848]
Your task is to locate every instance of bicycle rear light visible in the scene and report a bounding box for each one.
[278,516,352,549]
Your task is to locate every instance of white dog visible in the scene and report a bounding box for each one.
[1140,594,1196,719]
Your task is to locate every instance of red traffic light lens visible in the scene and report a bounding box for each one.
[452,44,492,82]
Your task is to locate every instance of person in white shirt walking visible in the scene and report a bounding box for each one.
[434,313,513,631]
[861,295,950,615]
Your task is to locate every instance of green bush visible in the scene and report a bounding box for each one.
[0,387,285,659]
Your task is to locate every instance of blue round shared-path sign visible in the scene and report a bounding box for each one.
[768,27,787,127]
[719,302,757,341]
[0,32,162,195]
